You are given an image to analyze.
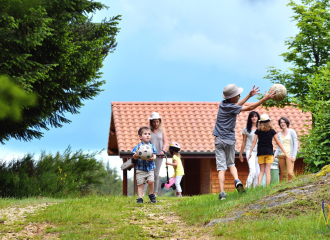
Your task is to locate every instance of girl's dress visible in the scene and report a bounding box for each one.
[242,127,259,188]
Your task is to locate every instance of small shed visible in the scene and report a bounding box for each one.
[107,102,311,196]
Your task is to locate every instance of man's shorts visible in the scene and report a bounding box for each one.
[136,169,154,185]
[258,155,273,164]
[215,140,235,171]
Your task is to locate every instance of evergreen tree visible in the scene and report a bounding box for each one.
[0,0,121,143]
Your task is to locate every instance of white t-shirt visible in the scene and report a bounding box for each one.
[242,127,258,152]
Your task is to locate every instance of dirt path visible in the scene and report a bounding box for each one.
[129,199,216,240]
[0,203,59,239]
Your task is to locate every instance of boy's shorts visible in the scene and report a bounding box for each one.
[258,155,273,164]
[215,139,235,171]
[136,169,154,185]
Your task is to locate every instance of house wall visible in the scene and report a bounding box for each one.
[183,157,250,194]
[210,157,249,193]
[200,159,211,194]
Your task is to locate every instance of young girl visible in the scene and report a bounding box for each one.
[165,142,184,197]
[248,114,292,186]
[239,111,260,188]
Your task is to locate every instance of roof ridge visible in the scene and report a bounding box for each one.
[111,101,221,105]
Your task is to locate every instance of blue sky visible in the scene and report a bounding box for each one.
[1,0,297,178]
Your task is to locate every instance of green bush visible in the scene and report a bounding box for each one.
[299,64,330,173]
[91,161,122,195]
[0,147,106,198]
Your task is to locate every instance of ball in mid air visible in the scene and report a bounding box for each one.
[269,84,287,101]
[137,145,153,160]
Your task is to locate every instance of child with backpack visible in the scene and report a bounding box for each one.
[165,142,184,197]
[248,114,292,185]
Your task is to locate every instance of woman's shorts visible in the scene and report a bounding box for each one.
[258,155,273,164]
[136,169,154,185]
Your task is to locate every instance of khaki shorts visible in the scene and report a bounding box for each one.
[136,169,154,185]
[258,155,273,164]
[215,141,235,171]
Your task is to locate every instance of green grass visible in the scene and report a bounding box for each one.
[0,174,328,239]
[173,175,313,226]
[175,187,272,225]
[214,213,330,239]
[26,195,162,239]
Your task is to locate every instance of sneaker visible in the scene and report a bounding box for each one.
[149,194,157,203]
[218,192,226,200]
[136,198,143,204]
[161,182,165,189]
[234,179,246,193]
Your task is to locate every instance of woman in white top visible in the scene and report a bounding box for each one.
[274,117,298,181]
[239,111,260,188]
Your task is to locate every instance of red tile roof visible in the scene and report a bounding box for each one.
[107,102,312,155]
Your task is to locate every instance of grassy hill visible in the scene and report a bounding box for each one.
[0,165,329,239]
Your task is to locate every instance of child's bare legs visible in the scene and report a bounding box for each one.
[229,165,239,179]
[218,170,226,192]
[137,184,144,198]
[218,166,239,192]
[265,163,272,185]
[258,164,265,185]
[148,181,154,195]
[138,181,154,198]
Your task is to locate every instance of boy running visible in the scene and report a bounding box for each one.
[214,84,275,200]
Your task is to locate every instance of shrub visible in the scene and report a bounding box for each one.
[0,147,106,198]
[299,64,330,173]
[91,160,122,195]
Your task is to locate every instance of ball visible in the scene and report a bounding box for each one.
[137,145,153,160]
[269,84,287,101]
